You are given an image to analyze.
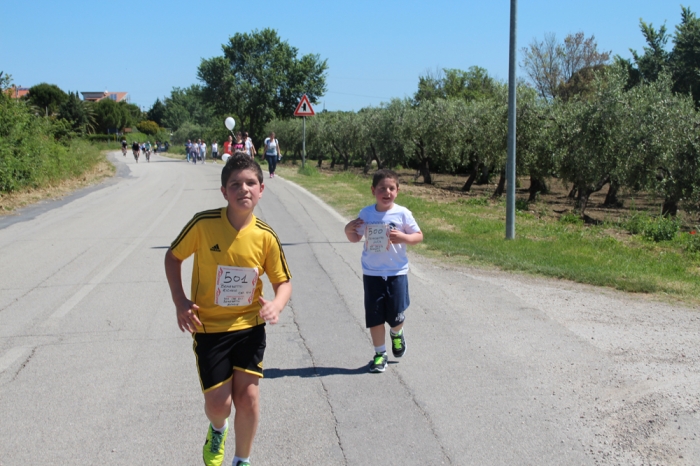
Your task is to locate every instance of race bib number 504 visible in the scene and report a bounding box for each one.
[215,265,259,307]
[364,223,391,254]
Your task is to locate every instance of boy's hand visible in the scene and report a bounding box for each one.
[258,296,283,325]
[344,218,364,242]
[176,298,202,333]
[389,229,406,244]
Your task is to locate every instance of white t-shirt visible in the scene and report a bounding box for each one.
[355,203,421,276]
[211,143,218,153]
[264,138,278,156]
[245,139,254,156]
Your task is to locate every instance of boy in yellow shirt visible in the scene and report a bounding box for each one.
[165,154,292,466]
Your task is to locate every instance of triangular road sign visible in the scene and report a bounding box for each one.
[294,94,315,117]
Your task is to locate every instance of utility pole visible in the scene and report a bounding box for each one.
[505,0,518,240]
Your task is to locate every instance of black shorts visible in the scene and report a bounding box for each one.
[192,324,266,393]
[363,274,410,328]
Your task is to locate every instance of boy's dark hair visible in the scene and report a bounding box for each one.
[221,152,264,186]
[372,169,400,188]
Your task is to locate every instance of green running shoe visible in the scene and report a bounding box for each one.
[369,352,388,373]
[391,329,406,358]
[202,423,228,466]
[235,462,251,466]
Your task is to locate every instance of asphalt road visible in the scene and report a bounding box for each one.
[0,152,679,465]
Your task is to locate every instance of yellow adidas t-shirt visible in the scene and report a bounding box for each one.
[170,208,291,333]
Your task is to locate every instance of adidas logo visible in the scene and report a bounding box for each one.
[210,244,221,252]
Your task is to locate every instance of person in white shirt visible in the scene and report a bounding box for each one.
[211,140,218,160]
[263,132,281,178]
[243,132,256,158]
[199,140,207,162]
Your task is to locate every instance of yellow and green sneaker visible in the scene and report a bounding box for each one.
[202,423,228,466]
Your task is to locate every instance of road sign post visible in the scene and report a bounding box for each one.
[294,95,315,168]
[505,0,517,240]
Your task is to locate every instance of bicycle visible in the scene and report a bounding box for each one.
[145,149,151,162]
[133,149,140,163]
[121,146,127,156]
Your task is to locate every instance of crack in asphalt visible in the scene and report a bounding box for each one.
[11,347,37,382]
[286,299,348,465]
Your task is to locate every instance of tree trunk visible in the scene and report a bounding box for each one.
[603,180,621,207]
[370,143,383,169]
[461,163,480,192]
[317,157,323,168]
[363,152,373,174]
[662,198,678,217]
[419,158,432,184]
[528,176,548,202]
[492,170,506,198]
[568,186,578,199]
[575,186,591,215]
[476,164,490,185]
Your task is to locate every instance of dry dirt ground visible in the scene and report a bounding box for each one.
[0,159,114,215]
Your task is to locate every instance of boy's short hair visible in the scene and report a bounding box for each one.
[372,169,400,188]
[221,152,264,186]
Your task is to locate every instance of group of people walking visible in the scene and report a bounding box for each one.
[185,139,209,164]
[187,131,282,178]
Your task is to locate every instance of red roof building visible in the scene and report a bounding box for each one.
[8,86,30,99]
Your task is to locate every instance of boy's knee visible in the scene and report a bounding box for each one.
[205,398,232,419]
[232,384,259,413]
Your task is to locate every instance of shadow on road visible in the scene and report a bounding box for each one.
[265,366,367,379]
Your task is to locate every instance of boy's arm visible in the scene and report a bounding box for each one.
[344,218,365,242]
[258,280,292,325]
[164,249,202,333]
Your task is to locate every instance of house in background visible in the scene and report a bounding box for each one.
[81,91,129,103]
[8,85,30,99]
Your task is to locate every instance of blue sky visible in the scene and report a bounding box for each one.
[3,1,695,112]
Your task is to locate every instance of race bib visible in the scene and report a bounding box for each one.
[215,265,259,307]
[364,223,391,253]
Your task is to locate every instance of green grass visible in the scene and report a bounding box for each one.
[276,165,700,303]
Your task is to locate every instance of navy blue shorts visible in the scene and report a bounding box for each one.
[363,274,409,328]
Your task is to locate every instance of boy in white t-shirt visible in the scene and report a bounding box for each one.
[343,169,423,373]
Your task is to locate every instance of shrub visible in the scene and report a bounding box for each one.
[298,164,320,177]
[683,229,700,253]
[459,196,489,206]
[515,198,529,211]
[624,211,649,235]
[136,120,160,135]
[559,212,583,225]
[641,216,680,242]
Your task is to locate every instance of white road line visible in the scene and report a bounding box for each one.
[0,346,31,374]
[48,185,184,321]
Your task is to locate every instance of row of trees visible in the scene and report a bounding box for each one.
[267,7,700,218]
[269,68,699,217]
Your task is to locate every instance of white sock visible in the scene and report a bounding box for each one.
[233,456,250,465]
[390,328,403,336]
[374,345,386,354]
[212,420,227,433]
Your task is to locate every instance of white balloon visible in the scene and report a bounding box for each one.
[224,117,235,131]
